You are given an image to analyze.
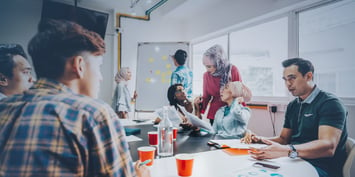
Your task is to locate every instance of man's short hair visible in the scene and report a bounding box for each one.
[28,19,105,79]
[282,58,314,76]
[0,44,27,78]
[173,49,187,65]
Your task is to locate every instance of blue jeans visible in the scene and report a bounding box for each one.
[314,166,329,177]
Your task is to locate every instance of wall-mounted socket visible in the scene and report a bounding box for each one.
[268,104,287,113]
[270,105,277,113]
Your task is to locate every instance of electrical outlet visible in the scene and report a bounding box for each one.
[270,105,277,113]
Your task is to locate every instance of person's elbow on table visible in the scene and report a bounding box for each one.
[154,117,161,124]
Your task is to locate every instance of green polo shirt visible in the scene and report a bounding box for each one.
[284,86,348,177]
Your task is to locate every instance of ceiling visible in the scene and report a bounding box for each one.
[56,0,226,20]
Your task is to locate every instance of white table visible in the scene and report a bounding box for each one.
[149,150,319,177]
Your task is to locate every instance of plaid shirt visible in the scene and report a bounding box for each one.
[170,65,193,99]
[0,78,136,177]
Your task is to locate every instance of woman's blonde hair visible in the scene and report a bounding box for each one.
[229,81,252,102]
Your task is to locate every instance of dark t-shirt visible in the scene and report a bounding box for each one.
[284,89,348,177]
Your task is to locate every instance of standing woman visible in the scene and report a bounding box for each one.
[195,44,251,125]
[112,67,137,118]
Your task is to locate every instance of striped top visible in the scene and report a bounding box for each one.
[0,78,136,177]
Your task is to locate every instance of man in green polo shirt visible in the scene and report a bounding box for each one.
[246,58,348,177]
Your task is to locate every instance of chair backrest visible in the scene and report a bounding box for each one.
[343,137,355,177]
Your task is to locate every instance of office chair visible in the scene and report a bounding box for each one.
[343,137,355,177]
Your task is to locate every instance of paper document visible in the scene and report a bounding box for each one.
[210,139,267,149]
[177,105,214,133]
[125,135,143,142]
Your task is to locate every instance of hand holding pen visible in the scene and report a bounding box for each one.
[139,159,152,166]
[134,160,151,177]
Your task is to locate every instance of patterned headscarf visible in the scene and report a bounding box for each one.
[115,67,130,83]
[203,44,231,88]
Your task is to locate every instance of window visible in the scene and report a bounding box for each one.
[299,0,355,97]
[191,0,355,100]
[230,17,288,97]
[191,35,228,96]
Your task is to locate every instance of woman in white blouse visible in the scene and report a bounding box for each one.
[111,67,137,118]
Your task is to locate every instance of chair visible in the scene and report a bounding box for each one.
[343,137,355,177]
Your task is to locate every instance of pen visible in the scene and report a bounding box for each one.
[139,159,151,166]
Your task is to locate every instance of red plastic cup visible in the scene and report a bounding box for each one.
[173,128,178,140]
[175,154,194,177]
[138,146,156,166]
[148,131,158,146]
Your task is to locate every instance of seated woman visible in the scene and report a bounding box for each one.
[154,84,213,134]
[211,81,251,139]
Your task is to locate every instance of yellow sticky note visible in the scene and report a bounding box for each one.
[155,70,161,75]
[162,55,168,60]
[166,64,171,69]
[145,78,151,83]
[148,58,155,63]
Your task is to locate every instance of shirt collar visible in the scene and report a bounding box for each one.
[297,85,320,104]
[30,78,74,94]
[0,92,7,100]
[176,65,186,70]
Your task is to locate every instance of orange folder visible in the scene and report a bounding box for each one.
[221,145,249,155]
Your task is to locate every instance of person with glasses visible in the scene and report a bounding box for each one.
[0,20,150,177]
[154,83,213,135]
[0,43,34,100]
[195,44,252,125]
[244,58,348,177]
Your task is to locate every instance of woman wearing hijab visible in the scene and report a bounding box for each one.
[111,67,137,118]
[195,44,251,125]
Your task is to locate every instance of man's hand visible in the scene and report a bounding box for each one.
[249,139,288,160]
[135,160,151,177]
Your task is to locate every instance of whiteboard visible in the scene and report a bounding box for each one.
[135,42,189,112]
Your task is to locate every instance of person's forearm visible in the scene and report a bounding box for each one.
[193,103,202,119]
[267,136,289,145]
[294,140,337,159]
[184,100,193,113]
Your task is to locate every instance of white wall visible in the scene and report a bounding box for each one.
[0,0,116,103]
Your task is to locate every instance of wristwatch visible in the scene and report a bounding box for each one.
[288,144,298,159]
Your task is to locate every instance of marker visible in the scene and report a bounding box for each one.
[139,159,152,166]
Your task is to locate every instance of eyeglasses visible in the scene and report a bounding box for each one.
[282,75,297,83]
[220,84,230,91]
